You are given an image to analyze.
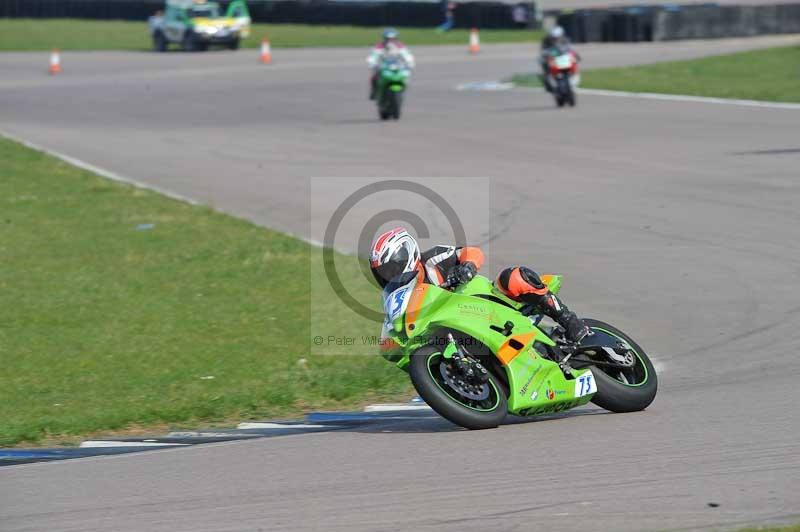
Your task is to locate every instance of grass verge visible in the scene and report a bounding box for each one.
[0,135,409,447]
[512,45,800,103]
[0,19,541,52]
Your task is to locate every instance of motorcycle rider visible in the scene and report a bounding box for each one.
[539,25,579,92]
[367,28,416,100]
[370,227,590,343]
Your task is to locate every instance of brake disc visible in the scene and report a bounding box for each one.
[439,360,490,401]
[602,347,635,367]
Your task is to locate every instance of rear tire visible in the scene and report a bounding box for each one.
[584,319,657,413]
[409,345,507,429]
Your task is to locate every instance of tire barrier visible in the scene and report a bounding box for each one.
[0,0,541,29]
[555,3,800,42]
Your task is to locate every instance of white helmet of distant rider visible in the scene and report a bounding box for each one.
[383,27,399,45]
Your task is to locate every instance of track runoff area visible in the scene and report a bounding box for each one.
[1,33,799,532]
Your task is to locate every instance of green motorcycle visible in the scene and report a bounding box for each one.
[376,56,409,121]
[380,273,657,429]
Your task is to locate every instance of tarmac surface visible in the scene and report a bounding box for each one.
[1,35,800,531]
[538,0,800,8]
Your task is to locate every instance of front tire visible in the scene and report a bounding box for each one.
[567,88,576,107]
[584,319,657,413]
[390,91,403,120]
[409,345,507,429]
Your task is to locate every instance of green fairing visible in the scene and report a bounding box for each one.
[375,60,408,118]
[382,274,594,416]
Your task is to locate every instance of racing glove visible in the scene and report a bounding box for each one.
[447,262,477,287]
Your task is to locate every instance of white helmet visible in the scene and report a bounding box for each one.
[550,26,565,39]
[370,227,420,288]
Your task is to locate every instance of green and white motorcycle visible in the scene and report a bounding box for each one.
[375,56,410,121]
[379,273,657,429]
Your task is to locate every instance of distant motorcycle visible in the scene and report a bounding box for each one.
[546,47,580,107]
[376,56,410,121]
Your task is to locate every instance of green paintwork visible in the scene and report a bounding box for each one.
[376,59,408,116]
[381,274,596,416]
[442,340,458,359]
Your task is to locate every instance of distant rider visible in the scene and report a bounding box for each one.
[367,28,416,100]
[370,227,590,343]
[539,26,579,92]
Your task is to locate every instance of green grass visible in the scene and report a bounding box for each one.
[0,136,410,447]
[0,18,541,52]
[513,45,800,103]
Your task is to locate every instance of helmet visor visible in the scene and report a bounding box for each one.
[371,247,409,288]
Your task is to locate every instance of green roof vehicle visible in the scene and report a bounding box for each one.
[148,0,251,52]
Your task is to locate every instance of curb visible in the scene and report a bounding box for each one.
[1,398,433,466]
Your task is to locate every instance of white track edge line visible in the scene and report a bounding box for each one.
[0,129,203,206]
[0,129,329,250]
[236,423,329,429]
[579,88,800,110]
[364,404,432,412]
[79,441,189,448]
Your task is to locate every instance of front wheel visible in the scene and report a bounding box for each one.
[409,345,507,429]
[390,91,403,120]
[584,318,657,413]
[566,88,576,107]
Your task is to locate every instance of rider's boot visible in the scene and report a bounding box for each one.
[542,294,590,343]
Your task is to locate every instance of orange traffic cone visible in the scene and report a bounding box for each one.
[49,48,62,75]
[259,38,272,64]
[468,28,480,54]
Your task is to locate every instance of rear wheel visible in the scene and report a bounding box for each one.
[409,345,507,429]
[584,319,657,413]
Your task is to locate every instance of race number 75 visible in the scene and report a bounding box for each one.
[575,372,597,397]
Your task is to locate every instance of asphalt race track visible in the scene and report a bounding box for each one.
[2,35,800,531]
[538,0,800,7]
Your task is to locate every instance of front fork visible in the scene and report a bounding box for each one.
[443,333,490,384]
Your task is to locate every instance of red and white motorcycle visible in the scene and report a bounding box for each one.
[546,47,580,107]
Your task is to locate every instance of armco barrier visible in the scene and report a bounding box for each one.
[653,3,800,40]
[557,3,800,42]
[0,0,540,29]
